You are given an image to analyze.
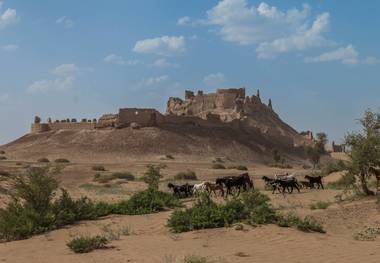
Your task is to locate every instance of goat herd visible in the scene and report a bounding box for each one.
[167,172,324,198]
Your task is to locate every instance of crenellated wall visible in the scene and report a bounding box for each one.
[31,122,96,133]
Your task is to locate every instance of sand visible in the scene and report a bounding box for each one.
[0,158,380,263]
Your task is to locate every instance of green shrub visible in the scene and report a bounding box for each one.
[67,235,109,253]
[184,255,210,263]
[114,188,180,215]
[52,189,114,226]
[277,213,325,233]
[212,163,226,169]
[0,202,39,241]
[92,165,106,171]
[141,165,162,190]
[111,172,135,181]
[228,165,248,171]
[276,213,301,228]
[168,190,275,233]
[0,156,7,160]
[174,170,197,180]
[168,194,243,233]
[11,167,59,216]
[54,158,70,163]
[296,216,325,233]
[310,201,330,210]
[37,158,50,163]
[168,190,325,234]
[241,190,277,225]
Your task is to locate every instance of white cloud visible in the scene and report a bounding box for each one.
[133,36,186,56]
[0,6,19,29]
[140,75,169,86]
[104,54,125,65]
[305,45,359,65]
[203,72,226,87]
[363,56,380,65]
[56,16,74,28]
[151,58,178,68]
[104,54,140,66]
[203,0,333,58]
[256,13,331,58]
[27,77,74,93]
[0,44,18,51]
[27,63,88,93]
[51,63,80,76]
[177,16,191,26]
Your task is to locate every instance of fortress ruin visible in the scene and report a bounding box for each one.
[30,87,312,147]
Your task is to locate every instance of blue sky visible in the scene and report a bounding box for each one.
[0,0,379,145]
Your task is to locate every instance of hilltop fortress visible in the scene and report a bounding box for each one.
[31,88,311,147]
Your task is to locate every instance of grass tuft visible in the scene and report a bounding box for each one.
[67,235,109,253]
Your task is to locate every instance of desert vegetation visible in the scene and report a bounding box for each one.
[343,110,380,195]
[54,158,70,163]
[168,190,324,234]
[67,235,110,253]
[0,165,180,242]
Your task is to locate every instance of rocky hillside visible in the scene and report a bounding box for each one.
[1,122,306,163]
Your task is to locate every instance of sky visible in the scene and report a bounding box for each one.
[0,0,379,145]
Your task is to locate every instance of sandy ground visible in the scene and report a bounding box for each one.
[1,157,380,263]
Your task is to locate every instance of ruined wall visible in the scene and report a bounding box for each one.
[31,123,51,133]
[30,122,95,133]
[162,115,227,128]
[97,114,119,128]
[166,87,273,122]
[48,122,96,130]
[118,108,165,127]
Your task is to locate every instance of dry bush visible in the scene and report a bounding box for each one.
[54,158,70,163]
[67,235,109,253]
[92,165,106,171]
[212,163,225,169]
[37,158,50,163]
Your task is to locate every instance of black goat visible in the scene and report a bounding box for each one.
[262,176,282,194]
[304,175,324,189]
[216,173,253,197]
[167,183,193,197]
